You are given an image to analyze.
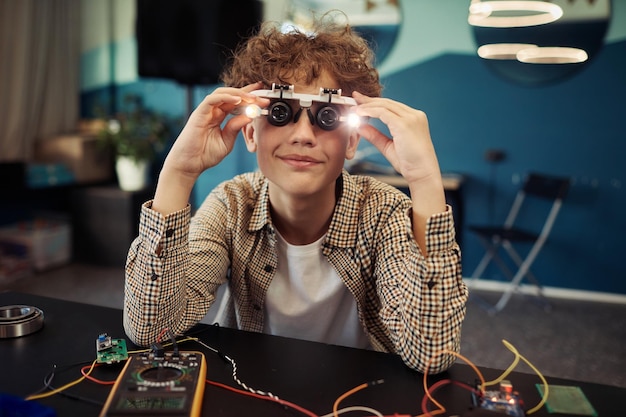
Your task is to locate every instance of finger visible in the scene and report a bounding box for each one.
[241,81,264,92]
[353,91,418,119]
[356,103,429,143]
[352,91,373,103]
[358,124,392,154]
[222,113,252,139]
[201,83,266,110]
[358,124,401,172]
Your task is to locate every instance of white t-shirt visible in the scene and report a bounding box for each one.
[264,231,370,349]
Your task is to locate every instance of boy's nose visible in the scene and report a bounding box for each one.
[290,108,317,144]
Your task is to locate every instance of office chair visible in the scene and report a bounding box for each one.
[468,172,571,314]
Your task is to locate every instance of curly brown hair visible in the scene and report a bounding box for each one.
[220,13,382,97]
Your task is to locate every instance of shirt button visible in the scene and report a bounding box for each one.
[253,304,262,311]
[151,273,158,281]
[165,229,174,237]
[427,280,436,290]
[264,265,273,273]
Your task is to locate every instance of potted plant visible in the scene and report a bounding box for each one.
[97,95,172,191]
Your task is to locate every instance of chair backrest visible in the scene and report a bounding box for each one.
[504,172,570,230]
[523,172,570,200]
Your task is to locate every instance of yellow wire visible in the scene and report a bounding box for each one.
[25,359,98,401]
[484,345,521,387]
[498,340,549,414]
[422,342,549,415]
[24,336,200,402]
[126,335,199,355]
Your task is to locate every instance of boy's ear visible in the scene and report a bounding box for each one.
[344,130,361,160]
[242,122,257,152]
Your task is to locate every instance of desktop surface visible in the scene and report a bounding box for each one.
[0,291,621,416]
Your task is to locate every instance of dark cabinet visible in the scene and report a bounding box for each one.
[71,186,153,267]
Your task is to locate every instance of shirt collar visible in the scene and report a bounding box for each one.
[326,170,361,248]
[248,170,361,248]
[249,177,271,233]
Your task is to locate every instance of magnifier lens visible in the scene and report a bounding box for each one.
[316,106,340,131]
[268,101,292,126]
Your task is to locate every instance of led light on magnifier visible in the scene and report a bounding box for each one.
[244,104,264,118]
[344,113,362,128]
[316,106,362,131]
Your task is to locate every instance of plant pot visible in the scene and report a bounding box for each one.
[115,156,150,191]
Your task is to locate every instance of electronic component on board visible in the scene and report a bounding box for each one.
[99,350,207,417]
[97,333,113,351]
[96,333,129,364]
[472,380,526,417]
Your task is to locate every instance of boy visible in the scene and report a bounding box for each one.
[123,16,467,374]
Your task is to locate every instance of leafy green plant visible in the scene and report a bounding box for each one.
[97,95,171,164]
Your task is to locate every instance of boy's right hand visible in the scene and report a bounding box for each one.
[163,82,267,180]
[151,83,267,215]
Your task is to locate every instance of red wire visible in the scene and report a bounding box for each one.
[80,363,117,385]
[421,379,480,416]
[206,379,319,417]
[156,327,169,343]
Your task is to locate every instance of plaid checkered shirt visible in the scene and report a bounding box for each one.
[123,170,468,373]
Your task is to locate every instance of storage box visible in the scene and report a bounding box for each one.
[26,163,75,188]
[0,219,72,272]
[34,132,113,184]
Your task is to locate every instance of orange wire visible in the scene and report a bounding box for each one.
[421,349,486,416]
[332,382,368,417]
[419,379,480,417]
[416,410,446,417]
[80,363,117,385]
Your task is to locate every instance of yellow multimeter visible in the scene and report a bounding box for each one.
[99,350,206,417]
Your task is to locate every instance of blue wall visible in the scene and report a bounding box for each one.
[380,41,626,295]
[80,4,626,295]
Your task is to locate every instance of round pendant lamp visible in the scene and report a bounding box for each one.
[469,0,612,86]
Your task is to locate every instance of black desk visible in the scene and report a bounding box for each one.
[1,291,622,417]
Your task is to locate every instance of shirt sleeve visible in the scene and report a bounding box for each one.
[123,200,218,346]
[376,205,468,374]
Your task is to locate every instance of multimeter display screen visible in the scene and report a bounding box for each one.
[115,395,187,410]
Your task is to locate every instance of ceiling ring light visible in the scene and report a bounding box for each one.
[517,47,589,64]
[477,44,588,64]
[468,1,564,28]
[477,43,538,60]
[469,0,611,85]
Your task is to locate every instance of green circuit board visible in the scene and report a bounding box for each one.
[96,335,129,364]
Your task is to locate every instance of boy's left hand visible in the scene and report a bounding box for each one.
[352,91,442,186]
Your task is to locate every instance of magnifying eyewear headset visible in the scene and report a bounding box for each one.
[234,83,362,131]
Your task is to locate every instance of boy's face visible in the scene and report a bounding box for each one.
[242,72,360,200]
